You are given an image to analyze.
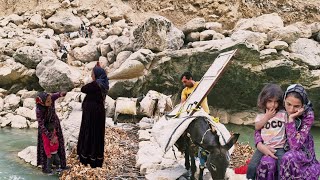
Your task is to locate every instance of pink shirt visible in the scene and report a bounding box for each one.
[255,111,286,148]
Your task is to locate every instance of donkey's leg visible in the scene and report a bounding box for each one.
[113,112,119,125]
[190,153,196,180]
[184,139,190,170]
[199,166,204,180]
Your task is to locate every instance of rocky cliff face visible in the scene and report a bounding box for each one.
[1,0,320,123]
[1,0,320,29]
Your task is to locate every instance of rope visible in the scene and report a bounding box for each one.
[200,128,211,145]
[172,147,178,160]
[206,119,231,161]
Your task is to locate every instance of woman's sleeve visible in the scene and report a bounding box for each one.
[81,82,98,94]
[36,109,52,140]
[254,129,263,146]
[285,111,314,150]
[51,92,61,102]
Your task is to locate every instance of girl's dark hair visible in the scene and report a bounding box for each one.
[257,83,284,111]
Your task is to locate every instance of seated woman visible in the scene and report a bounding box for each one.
[279,84,320,180]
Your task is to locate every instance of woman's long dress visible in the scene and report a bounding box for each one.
[36,93,67,172]
[279,111,320,180]
[77,81,106,168]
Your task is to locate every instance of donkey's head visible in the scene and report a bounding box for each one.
[156,94,173,117]
[206,133,240,180]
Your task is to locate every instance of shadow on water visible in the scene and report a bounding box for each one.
[225,124,320,158]
[0,128,59,180]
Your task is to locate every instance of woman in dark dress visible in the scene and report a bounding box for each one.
[77,62,109,168]
[36,92,67,173]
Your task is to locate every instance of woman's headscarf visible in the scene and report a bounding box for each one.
[35,92,54,122]
[284,84,313,129]
[284,84,312,108]
[36,92,49,110]
[93,62,109,95]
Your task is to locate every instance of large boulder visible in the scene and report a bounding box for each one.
[109,36,132,56]
[35,38,58,51]
[105,5,132,21]
[133,16,184,52]
[290,38,320,68]
[6,14,24,26]
[268,22,312,44]
[13,46,56,69]
[28,14,44,29]
[99,35,118,57]
[182,17,206,34]
[0,58,36,90]
[47,11,82,33]
[72,44,100,62]
[18,146,37,166]
[231,30,268,50]
[234,13,284,33]
[36,57,81,92]
[4,94,20,111]
[108,49,154,80]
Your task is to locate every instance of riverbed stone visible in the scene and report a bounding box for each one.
[18,146,37,166]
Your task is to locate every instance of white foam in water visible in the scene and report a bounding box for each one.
[8,175,25,180]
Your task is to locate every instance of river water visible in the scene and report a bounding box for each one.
[0,125,319,179]
[0,128,58,180]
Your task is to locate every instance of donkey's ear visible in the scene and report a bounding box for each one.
[223,133,240,150]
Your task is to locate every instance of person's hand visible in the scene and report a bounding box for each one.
[51,136,58,144]
[257,142,278,159]
[60,92,67,97]
[288,107,304,122]
[48,154,52,159]
[264,108,276,120]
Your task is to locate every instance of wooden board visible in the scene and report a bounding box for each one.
[168,49,237,117]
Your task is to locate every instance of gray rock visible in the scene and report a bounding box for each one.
[28,14,44,29]
[231,30,267,50]
[267,22,311,44]
[290,38,320,68]
[182,17,206,34]
[47,11,82,33]
[186,32,200,42]
[18,146,37,166]
[267,40,288,50]
[36,56,81,92]
[13,46,56,69]
[23,98,36,110]
[35,38,58,51]
[205,22,223,33]
[73,44,100,62]
[133,16,184,52]
[4,94,20,111]
[145,166,187,180]
[234,13,284,33]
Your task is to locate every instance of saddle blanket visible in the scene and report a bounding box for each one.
[151,109,235,155]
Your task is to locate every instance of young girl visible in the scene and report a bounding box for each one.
[36,92,67,174]
[279,84,320,180]
[42,122,61,174]
[247,83,286,180]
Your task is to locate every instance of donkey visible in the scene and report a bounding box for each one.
[175,116,239,180]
